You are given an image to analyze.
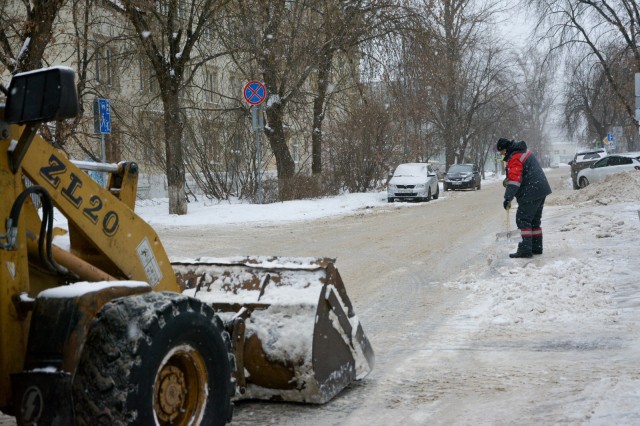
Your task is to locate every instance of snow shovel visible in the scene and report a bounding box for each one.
[496,206,518,241]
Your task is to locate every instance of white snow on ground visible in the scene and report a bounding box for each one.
[3,167,639,424]
[134,169,640,347]
[446,171,640,330]
[136,168,640,426]
[136,191,389,226]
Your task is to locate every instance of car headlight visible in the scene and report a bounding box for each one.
[415,184,425,188]
[463,174,472,181]
[387,185,395,191]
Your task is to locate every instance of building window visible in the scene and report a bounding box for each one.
[229,75,243,100]
[203,20,212,41]
[177,0,187,19]
[293,142,300,164]
[139,56,157,93]
[205,69,217,103]
[96,47,114,86]
[157,1,168,15]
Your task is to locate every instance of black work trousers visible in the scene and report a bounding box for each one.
[515,197,546,254]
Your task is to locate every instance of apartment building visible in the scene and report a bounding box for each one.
[2,1,360,199]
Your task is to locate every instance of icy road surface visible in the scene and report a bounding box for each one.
[2,166,639,425]
[155,167,640,425]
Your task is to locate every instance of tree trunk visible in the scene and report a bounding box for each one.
[311,50,333,175]
[163,93,188,215]
[264,102,296,199]
[9,0,65,72]
[444,93,457,168]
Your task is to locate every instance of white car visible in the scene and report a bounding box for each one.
[576,152,640,188]
[387,163,440,202]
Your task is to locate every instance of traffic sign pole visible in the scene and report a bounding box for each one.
[252,106,263,203]
[243,81,267,203]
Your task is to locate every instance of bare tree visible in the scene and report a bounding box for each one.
[511,47,558,157]
[327,95,395,192]
[563,48,637,150]
[0,0,67,73]
[309,1,407,175]
[217,1,317,200]
[182,108,261,201]
[0,0,111,158]
[530,0,640,127]
[414,0,508,169]
[104,0,229,214]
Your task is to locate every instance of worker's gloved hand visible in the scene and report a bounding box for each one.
[502,178,508,188]
[503,200,511,210]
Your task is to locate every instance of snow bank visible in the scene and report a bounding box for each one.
[547,171,640,206]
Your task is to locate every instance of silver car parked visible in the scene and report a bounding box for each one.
[387,163,440,202]
[576,152,640,188]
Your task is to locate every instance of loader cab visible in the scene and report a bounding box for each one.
[2,67,78,174]
[4,66,78,125]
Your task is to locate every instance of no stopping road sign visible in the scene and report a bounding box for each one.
[243,80,267,105]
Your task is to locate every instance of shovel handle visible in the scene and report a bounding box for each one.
[506,206,510,229]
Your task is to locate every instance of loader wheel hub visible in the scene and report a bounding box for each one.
[158,366,186,417]
[153,347,208,425]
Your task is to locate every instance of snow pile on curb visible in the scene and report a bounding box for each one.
[547,171,640,206]
[445,170,640,330]
[446,258,618,326]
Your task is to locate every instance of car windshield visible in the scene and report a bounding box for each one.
[447,165,473,174]
[393,164,426,177]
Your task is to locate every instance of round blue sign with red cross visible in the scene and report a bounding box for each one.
[243,80,267,105]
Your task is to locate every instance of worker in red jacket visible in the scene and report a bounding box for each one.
[497,138,552,258]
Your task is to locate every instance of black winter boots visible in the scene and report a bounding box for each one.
[509,235,533,258]
[509,251,533,258]
[532,235,543,255]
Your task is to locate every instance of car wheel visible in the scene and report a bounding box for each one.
[433,185,439,200]
[443,184,448,191]
[425,187,432,202]
[579,176,589,188]
[388,197,394,203]
[477,180,481,190]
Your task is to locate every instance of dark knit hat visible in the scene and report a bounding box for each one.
[496,138,512,151]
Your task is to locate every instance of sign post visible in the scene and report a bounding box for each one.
[243,81,267,203]
[92,98,111,186]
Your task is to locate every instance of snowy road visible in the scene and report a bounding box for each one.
[155,176,501,425]
[155,167,640,425]
[3,166,639,425]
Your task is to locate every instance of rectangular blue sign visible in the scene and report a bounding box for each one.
[99,98,111,134]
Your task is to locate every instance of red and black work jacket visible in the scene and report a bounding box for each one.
[503,141,552,203]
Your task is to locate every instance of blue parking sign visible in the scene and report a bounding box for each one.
[99,99,111,134]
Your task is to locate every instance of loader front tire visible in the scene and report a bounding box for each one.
[73,291,234,426]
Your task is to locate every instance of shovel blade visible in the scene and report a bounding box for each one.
[495,229,519,241]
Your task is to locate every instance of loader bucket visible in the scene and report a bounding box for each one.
[172,256,374,404]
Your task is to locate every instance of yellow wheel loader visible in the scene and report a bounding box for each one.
[0,68,374,425]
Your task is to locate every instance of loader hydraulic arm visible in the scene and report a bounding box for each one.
[18,136,180,292]
[0,67,180,293]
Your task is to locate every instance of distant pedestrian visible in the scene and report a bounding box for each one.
[497,138,552,258]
